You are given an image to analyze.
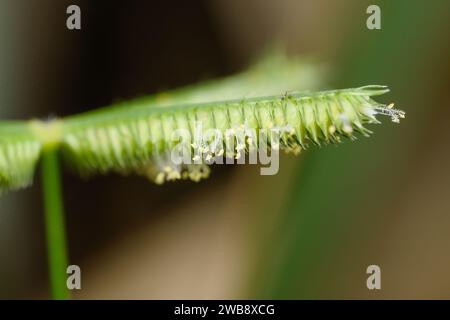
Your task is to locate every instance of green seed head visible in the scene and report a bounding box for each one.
[59,85,404,184]
[0,85,405,193]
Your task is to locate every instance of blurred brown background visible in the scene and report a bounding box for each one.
[0,0,449,299]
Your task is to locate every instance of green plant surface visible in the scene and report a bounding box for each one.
[0,86,403,191]
[0,121,41,193]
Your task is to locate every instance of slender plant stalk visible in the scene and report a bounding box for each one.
[41,147,70,300]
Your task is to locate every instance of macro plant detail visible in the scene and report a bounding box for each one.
[1,85,404,190]
[0,53,405,300]
[0,122,42,193]
[2,0,449,304]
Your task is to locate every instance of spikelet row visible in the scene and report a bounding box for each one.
[0,135,42,193]
[60,86,404,184]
